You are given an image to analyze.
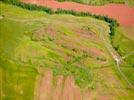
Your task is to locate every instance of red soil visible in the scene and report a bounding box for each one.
[38,69,84,100]
[22,0,134,26]
[39,70,53,100]
[90,48,103,57]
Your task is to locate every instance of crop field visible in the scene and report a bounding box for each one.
[22,0,134,26]
[0,1,134,100]
[57,0,134,6]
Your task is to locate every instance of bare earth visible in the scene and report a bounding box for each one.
[38,69,83,100]
[22,0,134,26]
[37,67,126,100]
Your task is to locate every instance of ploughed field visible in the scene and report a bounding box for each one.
[0,1,134,100]
[22,0,134,26]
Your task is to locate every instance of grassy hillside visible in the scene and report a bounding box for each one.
[112,27,134,84]
[57,0,134,6]
[0,1,134,100]
[113,27,134,67]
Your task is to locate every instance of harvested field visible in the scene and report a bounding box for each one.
[22,0,134,26]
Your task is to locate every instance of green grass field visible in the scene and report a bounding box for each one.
[112,27,134,84]
[113,27,134,66]
[57,0,134,6]
[0,1,134,100]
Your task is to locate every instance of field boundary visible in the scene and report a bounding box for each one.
[1,0,133,89]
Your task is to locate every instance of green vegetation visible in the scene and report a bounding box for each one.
[57,0,125,5]
[113,27,134,65]
[55,8,119,40]
[0,57,38,100]
[113,27,134,66]
[1,0,54,14]
[57,0,134,6]
[1,0,119,42]
[112,27,134,84]
[0,2,111,99]
[0,1,134,99]
[127,0,134,6]
[0,2,43,99]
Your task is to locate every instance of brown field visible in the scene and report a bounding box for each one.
[37,67,129,100]
[37,68,117,100]
[37,69,86,100]
[22,0,134,26]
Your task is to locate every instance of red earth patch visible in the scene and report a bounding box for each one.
[22,0,134,26]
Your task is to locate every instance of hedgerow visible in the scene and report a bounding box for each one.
[55,8,119,41]
[0,0,54,14]
[1,0,119,48]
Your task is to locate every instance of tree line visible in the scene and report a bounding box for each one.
[1,0,119,41]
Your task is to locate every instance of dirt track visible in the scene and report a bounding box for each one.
[22,0,134,26]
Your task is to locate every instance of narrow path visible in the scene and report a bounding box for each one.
[97,24,134,89]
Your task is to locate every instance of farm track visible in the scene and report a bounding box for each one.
[4,15,134,89]
[96,24,134,89]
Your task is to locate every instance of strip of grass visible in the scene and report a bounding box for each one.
[57,0,134,6]
[57,0,125,5]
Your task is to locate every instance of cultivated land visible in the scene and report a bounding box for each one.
[0,1,134,100]
[22,0,134,26]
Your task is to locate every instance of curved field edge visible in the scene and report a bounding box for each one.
[0,1,134,100]
[12,0,133,86]
[15,0,134,87]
